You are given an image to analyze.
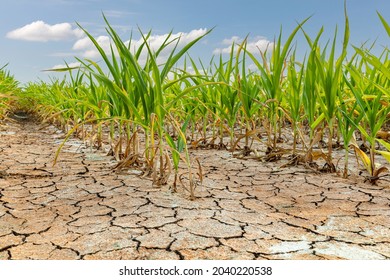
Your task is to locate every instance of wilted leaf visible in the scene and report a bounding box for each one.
[350,142,372,176]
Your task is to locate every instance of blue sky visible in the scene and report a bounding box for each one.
[1,0,389,83]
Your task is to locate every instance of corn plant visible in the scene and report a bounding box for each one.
[344,63,390,183]
[283,51,305,157]
[186,56,228,148]
[301,28,322,133]
[165,116,189,192]
[337,74,364,178]
[245,17,310,154]
[234,40,264,150]
[211,46,241,149]
[312,6,349,172]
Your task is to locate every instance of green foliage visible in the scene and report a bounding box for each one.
[0,64,20,118]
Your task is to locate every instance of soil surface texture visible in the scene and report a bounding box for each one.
[1,117,389,260]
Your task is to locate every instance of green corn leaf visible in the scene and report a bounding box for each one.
[311,112,325,131]
[377,12,390,37]
[377,139,390,152]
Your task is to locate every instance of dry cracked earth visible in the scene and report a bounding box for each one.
[1,117,390,260]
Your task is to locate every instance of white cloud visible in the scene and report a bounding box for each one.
[72,35,114,58]
[50,61,82,70]
[6,21,84,42]
[135,28,208,60]
[246,37,274,53]
[222,36,242,45]
[72,36,112,59]
[72,28,208,61]
[213,36,274,55]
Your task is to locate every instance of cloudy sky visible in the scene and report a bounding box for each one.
[1,0,389,83]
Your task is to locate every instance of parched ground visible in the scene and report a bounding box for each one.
[0,117,389,260]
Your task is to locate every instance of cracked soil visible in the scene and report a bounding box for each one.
[1,117,390,260]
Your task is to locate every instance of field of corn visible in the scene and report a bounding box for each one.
[1,10,390,201]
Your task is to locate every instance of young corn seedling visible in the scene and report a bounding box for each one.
[234,39,264,153]
[301,27,323,156]
[165,116,190,192]
[312,6,350,172]
[186,56,229,149]
[211,46,241,150]
[283,51,305,159]
[345,64,390,184]
[164,110,203,200]
[245,17,310,157]
[337,87,364,178]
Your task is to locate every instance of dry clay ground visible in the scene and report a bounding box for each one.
[0,116,390,260]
